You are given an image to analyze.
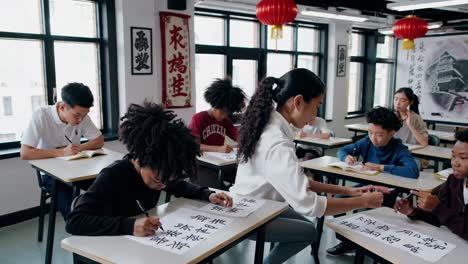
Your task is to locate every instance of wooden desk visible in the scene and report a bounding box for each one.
[326,207,468,264]
[410,145,452,168]
[197,153,239,190]
[300,156,443,192]
[62,197,288,264]
[428,130,456,144]
[29,149,125,264]
[294,137,352,154]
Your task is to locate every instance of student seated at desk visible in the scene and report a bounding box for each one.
[395,129,468,241]
[20,83,104,219]
[296,116,331,160]
[393,87,428,146]
[189,78,246,188]
[66,102,232,236]
[230,68,387,264]
[327,106,419,256]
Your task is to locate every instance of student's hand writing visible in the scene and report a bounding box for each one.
[133,217,162,236]
[412,190,440,212]
[62,144,81,156]
[209,192,232,207]
[361,192,383,208]
[209,192,233,208]
[393,198,415,215]
[217,145,233,153]
[362,162,383,171]
[345,155,357,165]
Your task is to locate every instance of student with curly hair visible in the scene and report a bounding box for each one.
[327,106,420,256]
[230,68,386,264]
[189,78,246,188]
[66,102,232,236]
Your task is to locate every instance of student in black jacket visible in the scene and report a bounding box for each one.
[66,102,233,236]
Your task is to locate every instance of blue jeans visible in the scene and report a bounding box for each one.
[42,174,93,220]
[252,207,317,264]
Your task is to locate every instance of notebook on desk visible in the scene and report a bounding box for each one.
[433,168,452,181]
[56,149,107,161]
[328,161,380,176]
[204,148,238,161]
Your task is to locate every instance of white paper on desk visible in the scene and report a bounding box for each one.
[198,196,265,218]
[204,148,238,161]
[126,208,234,254]
[335,214,456,262]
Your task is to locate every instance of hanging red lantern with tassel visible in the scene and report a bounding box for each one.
[256,0,298,40]
[393,15,428,50]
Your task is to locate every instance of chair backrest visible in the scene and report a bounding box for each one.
[428,134,440,146]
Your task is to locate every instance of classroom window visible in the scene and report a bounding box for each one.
[267,25,294,51]
[350,33,365,57]
[297,55,319,74]
[297,27,320,53]
[230,19,259,48]
[0,0,118,148]
[348,62,364,112]
[267,53,293,77]
[376,36,395,59]
[232,59,258,98]
[3,96,13,116]
[374,63,392,107]
[194,16,225,46]
[195,54,226,111]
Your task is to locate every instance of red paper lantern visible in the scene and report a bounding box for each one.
[393,15,428,50]
[256,0,298,39]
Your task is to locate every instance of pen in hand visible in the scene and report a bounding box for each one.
[64,135,73,144]
[136,200,164,231]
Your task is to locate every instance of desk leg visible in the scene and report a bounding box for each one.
[354,250,365,264]
[73,253,99,264]
[45,179,57,264]
[217,168,226,190]
[254,225,266,264]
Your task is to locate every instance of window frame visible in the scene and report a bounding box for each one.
[194,8,328,117]
[0,0,119,151]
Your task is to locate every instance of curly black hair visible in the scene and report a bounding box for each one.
[119,101,201,182]
[366,106,402,132]
[455,129,468,143]
[238,68,325,163]
[204,78,246,114]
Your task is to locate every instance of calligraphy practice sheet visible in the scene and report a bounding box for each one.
[127,208,234,254]
[334,214,456,262]
[199,196,265,218]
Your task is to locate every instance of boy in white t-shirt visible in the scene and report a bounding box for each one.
[296,116,331,160]
[20,83,104,219]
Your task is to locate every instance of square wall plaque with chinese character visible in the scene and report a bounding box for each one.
[160,12,192,108]
[131,27,153,75]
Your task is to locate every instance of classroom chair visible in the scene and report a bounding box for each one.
[420,135,441,172]
[36,171,51,242]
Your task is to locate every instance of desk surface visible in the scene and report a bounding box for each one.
[345,123,369,132]
[294,137,352,147]
[411,145,452,161]
[197,153,239,167]
[326,207,468,264]
[300,156,443,192]
[28,148,125,183]
[62,197,288,264]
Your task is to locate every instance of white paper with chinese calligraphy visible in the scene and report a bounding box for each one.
[198,196,265,218]
[126,208,233,254]
[160,12,192,108]
[334,214,455,262]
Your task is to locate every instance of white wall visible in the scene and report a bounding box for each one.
[0,0,363,216]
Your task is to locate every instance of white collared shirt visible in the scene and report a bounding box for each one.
[21,103,102,150]
[464,178,468,205]
[230,111,327,217]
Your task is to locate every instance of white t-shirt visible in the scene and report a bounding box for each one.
[21,103,102,150]
[298,117,330,152]
[464,178,468,205]
[230,111,327,218]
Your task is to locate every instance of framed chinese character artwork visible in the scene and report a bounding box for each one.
[160,12,192,108]
[336,44,347,77]
[131,27,153,75]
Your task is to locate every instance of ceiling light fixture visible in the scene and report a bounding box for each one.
[387,0,468,12]
[301,9,369,22]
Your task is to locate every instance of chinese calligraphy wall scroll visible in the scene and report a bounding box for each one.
[160,12,192,108]
[131,27,153,75]
[395,35,468,125]
[336,45,347,77]
[332,214,455,262]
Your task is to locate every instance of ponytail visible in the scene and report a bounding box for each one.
[394,87,420,115]
[238,68,325,163]
[238,77,277,163]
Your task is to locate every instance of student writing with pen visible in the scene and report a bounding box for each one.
[327,107,420,256]
[20,83,104,220]
[66,102,233,237]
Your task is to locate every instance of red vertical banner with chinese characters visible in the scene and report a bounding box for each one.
[160,12,192,108]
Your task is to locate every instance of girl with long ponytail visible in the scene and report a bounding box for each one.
[393,87,429,146]
[230,68,386,264]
